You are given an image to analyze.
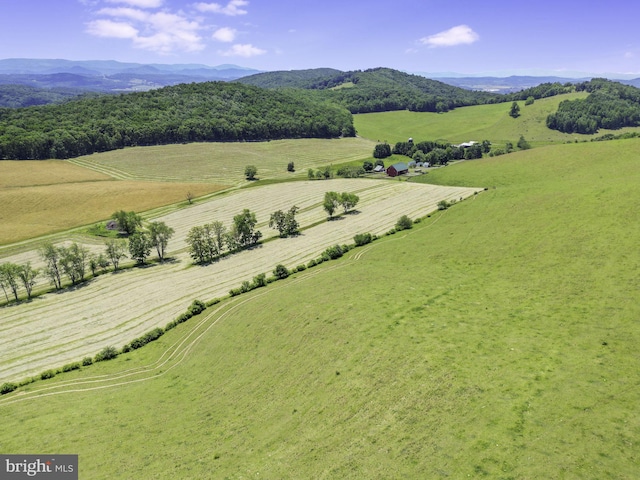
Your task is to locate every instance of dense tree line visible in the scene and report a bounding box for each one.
[241,67,502,114]
[504,82,574,102]
[0,82,355,160]
[546,79,640,134]
[391,139,489,164]
[0,85,96,108]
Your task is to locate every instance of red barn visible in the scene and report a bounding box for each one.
[386,162,408,177]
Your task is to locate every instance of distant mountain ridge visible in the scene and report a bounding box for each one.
[0,58,260,76]
[0,58,262,94]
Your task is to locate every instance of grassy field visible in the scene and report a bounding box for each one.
[354,93,640,147]
[68,137,376,185]
[0,160,225,245]
[1,139,637,478]
[1,179,478,381]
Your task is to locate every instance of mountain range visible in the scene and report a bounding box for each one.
[1,58,639,106]
[0,58,262,92]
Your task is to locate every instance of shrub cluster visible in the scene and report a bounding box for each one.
[122,327,164,353]
[395,215,414,231]
[165,299,206,330]
[229,273,269,296]
[353,233,373,246]
[62,362,81,372]
[94,346,119,362]
[1,382,18,395]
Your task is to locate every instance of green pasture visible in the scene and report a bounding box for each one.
[68,137,375,186]
[354,92,640,148]
[1,138,638,478]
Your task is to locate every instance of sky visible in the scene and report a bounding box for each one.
[1,0,639,77]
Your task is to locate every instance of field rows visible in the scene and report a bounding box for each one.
[0,179,481,382]
[67,138,377,185]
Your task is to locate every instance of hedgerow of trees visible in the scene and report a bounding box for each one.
[186,209,262,264]
[0,82,355,160]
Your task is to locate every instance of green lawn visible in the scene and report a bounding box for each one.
[1,139,638,478]
[354,93,640,148]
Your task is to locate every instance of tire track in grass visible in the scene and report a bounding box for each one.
[0,207,450,405]
[0,265,339,407]
[0,180,481,382]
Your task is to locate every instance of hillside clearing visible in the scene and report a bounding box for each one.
[354,93,640,147]
[0,178,480,382]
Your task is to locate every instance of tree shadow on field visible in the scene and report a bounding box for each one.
[327,216,345,221]
[345,210,361,215]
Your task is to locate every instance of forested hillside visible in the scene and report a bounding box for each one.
[0,85,96,108]
[0,82,354,160]
[546,78,640,133]
[239,67,501,113]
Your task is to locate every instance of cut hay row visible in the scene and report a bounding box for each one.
[67,138,377,185]
[0,160,112,188]
[0,179,481,382]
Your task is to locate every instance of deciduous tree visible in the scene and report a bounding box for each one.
[231,209,262,248]
[0,263,20,302]
[269,206,299,237]
[340,192,359,213]
[60,243,89,285]
[148,221,175,262]
[128,231,152,265]
[509,101,521,118]
[244,165,257,180]
[105,239,128,271]
[323,191,340,218]
[111,210,142,236]
[40,243,63,290]
[373,143,391,159]
[17,262,38,300]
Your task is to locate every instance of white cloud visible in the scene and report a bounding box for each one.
[86,5,205,54]
[97,7,150,22]
[105,0,164,7]
[624,51,635,59]
[420,25,479,48]
[195,0,249,16]
[86,19,139,39]
[220,43,266,57]
[212,27,237,42]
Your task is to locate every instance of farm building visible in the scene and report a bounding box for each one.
[387,162,408,177]
[106,220,119,231]
[453,141,478,148]
[373,165,385,172]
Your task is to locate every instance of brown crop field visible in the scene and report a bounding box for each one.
[0,160,226,245]
[67,137,376,184]
[0,178,482,382]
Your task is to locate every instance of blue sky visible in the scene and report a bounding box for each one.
[1,0,639,76]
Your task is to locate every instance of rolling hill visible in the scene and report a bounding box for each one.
[1,139,638,478]
[0,81,355,160]
[237,67,502,113]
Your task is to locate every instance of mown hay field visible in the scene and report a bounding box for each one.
[354,92,640,147]
[0,139,638,478]
[0,178,480,383]
[0,160,226,245]
[68,137,376,184]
